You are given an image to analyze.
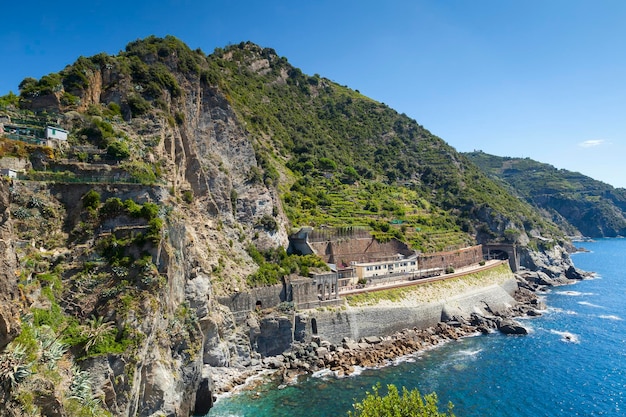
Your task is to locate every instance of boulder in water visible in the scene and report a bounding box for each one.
[498,319,528,335]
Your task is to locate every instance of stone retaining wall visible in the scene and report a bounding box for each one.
[307,278,518,344]
[217,284,285,317]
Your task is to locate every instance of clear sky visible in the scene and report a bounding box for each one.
[2,1,626,187]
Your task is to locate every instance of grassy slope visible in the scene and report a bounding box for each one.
[205,42,563,250]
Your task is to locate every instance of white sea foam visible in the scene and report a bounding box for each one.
[550,330,580,343]
[458,349,482,357]
[349,366,366,377]
[598,314,623,321]
[555,291,595,296]
[547,307,579,316]
[578,301,604,309]
[311,369,334,379]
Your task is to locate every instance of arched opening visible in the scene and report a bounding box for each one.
[311,318,318,335]
[490,250,509,261]
[255,300,262,310]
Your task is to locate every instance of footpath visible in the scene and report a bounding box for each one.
[338,259,508,296]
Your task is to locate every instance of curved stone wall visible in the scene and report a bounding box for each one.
[308,278,518,344]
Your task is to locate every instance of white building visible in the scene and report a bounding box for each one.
[352,254,419,280]
[0,169,17,179]
[45,126,69,141]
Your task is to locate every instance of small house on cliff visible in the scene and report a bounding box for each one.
[45,126,68,141]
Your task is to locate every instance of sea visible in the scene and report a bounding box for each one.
[206,238,626,417]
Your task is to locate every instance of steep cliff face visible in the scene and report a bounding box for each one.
[1,42,287,414]
[0,180,20,350]
[0,36,583,417]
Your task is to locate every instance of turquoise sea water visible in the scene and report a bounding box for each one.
[207,238,626,417]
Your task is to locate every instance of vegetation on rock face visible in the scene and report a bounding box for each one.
[0,36,580,416]
[4,36,565,252]
[466,151,626,237]
[348,384,455,417]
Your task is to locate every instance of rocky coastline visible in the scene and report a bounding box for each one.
[206,267,589,404]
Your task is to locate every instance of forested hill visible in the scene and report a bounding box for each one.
[7,36,563,250]
[465,151,626,238]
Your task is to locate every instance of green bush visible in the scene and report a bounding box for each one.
[106,140,131,159]
[100,197,125,217]
[182,190,194,204]
[127,94,151,116]
[348,384,455,417]
[140,202,159,220]
[82,190,101,210]
[124,199,142,217]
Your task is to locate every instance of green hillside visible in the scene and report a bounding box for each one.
[465,150,626,237]
[6,36,564,250]
[201,41,563,249]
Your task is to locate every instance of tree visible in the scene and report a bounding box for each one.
[348,384,455,417]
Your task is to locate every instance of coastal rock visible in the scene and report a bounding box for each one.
[0,181,20,350]
[565,265,585,280]
[193,377,215,416]
[497,319,528,335]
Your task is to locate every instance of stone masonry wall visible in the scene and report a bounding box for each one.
[310,237,414,266]
[307,277,517,344]
[419,245,483,271]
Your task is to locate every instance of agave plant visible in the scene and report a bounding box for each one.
[0,344,33,391]
[35,326,67,370]
[69,365,92,401]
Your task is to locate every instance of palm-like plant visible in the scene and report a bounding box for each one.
[82,315,115,354]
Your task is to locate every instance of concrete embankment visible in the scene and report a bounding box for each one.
[309,264,518,344]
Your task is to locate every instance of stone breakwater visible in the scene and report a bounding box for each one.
[272,284,542,382]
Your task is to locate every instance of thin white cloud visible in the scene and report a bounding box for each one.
[578,139,605,148]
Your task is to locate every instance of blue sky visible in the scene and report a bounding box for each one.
[2,1,626,187]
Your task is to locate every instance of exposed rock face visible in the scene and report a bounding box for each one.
[497,319,528,335]
[0,180,20,351]
[518,244,584,284]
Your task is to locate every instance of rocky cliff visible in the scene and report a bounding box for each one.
[0,36,584,417]
[0,181,20,350]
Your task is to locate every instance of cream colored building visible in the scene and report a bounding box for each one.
[352,254,419,280]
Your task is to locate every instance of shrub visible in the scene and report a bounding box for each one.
[100,197,125,217]
[182,190,194,204]
[140,202,159,220]
[106,140,131,159]
[124,199,142,217]
[127,94,151,116]
[348,384,455,417]
[82,190,101,210]
[256,214,277,232]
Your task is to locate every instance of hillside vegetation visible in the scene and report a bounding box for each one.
[7,36,564,252]
[465,151,626,237]
[0,36,572,417]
